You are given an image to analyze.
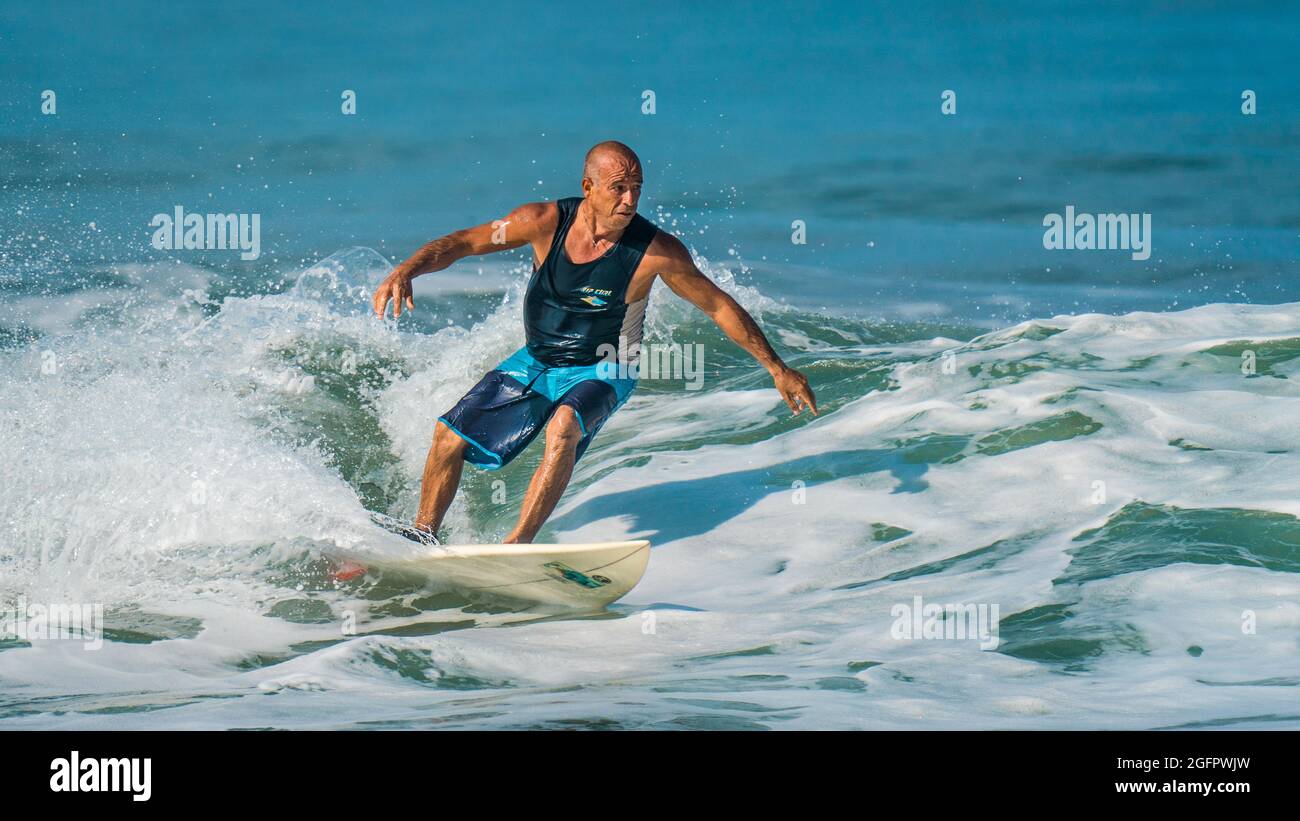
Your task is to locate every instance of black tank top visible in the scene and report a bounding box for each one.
[523,196,658,367]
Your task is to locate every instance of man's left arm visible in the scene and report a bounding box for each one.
[651,234,818,416]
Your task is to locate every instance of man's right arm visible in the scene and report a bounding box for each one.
[372,201,556,319]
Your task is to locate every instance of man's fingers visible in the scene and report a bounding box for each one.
[800,389,821,415]
[372,277,415,320]
[802,386,819,415]
[375,281,399,319]
[777,371,818,417]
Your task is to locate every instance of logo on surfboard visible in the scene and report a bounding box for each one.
[542,561,611,588]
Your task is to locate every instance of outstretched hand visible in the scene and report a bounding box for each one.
[773,365,818,416]
[372,268,416,319]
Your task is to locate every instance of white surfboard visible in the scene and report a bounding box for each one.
[333,514,651,608]
[369,540,651,608]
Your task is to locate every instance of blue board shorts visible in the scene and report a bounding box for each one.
[437,346,638,470]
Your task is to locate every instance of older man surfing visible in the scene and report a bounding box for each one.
[372,141,816,544]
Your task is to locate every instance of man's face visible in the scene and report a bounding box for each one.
[585,160,643,228]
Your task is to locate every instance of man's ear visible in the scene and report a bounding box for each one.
[580,176,593,197]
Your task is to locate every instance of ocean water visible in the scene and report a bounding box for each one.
[1,2,1298,729]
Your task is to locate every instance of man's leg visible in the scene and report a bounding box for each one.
[503,405,583,544]
[413,420,468,535]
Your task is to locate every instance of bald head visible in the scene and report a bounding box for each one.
[583,141,641,186]
[581,141,643,228]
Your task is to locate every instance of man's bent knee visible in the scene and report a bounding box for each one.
[433,420,468,456]
[545,406,583,454]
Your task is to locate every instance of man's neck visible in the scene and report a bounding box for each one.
[575,199,626,246]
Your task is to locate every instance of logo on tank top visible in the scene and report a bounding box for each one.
[577,286,612,307]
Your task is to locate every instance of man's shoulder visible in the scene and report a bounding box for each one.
[642,226,691,265]
[505,200,562,239]
[512,200,563,219]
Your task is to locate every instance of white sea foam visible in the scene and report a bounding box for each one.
[1,250,1297,729]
